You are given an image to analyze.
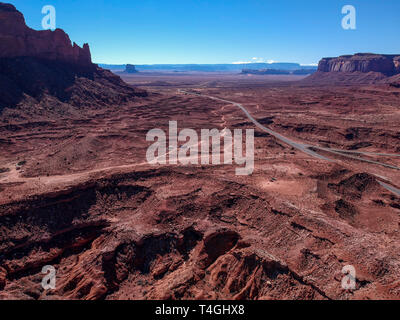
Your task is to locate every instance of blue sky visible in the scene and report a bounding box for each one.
[7,0,400,65]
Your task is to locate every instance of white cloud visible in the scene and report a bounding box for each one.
[232,57,268,64]
[232,57,284,64]
[232,61,253,64]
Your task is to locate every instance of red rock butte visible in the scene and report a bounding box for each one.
[0,3,92,66]
[318,53,400,76]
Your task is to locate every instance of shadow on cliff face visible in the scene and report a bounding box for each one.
[0,57,93,109]
[0,57,147,115]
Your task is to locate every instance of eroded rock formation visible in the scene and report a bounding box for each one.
[1,166,399,300]
[0,3,91,66]
[318,53,400,76]
[303,53,400,85]
[0,2,146,116]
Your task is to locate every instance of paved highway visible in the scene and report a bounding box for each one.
[180,89,400,196]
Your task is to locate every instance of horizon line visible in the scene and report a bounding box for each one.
[95,62,319,66]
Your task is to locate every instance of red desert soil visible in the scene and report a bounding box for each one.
[1,71,399,300]
[1,3,400,300]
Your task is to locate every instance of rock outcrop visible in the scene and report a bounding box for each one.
[1,165,399,300]
[125,64,138,74]
[317,53,400,76]
[0,2,146,117]
[303,53,400,85]
[0,3,91,66]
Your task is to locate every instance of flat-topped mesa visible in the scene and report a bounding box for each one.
[318,53,400,76]
[125,64,138,73]
[0,3,92,66]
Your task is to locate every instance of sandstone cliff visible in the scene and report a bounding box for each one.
[317,53,400,76]
[303,53,400,85]
[0,3,91,66]
[0,2,146,117]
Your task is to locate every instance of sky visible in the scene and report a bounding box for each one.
[7,0,400,65]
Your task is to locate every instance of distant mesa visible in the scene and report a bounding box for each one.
[303,53,400,85]
[0,2,146,117]
[99,62,317,73]
[125,64,139,73]
[242,68,315,75]
[318,53,400,76]
[242,69,290,75]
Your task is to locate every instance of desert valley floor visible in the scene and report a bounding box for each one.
[0,73,399,299]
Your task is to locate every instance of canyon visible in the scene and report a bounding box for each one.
[0,3,399,301]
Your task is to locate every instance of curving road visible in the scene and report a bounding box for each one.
[179,89,400,196]
[378,181,400,196]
